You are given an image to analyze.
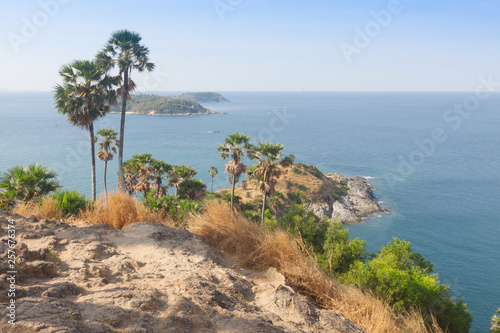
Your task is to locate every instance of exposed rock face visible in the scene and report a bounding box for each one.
[0,211,364,333]
[303,175,384,223]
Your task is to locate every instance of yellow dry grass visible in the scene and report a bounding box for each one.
[189,200,443,333]
[14,198,64,220]
[79,192,172,229]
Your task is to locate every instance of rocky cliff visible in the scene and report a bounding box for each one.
[231,164,386,224]
[0,211,363,333]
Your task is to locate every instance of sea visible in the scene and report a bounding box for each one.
[0,91,499,332]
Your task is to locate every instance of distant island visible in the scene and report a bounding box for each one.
[175,92,230,103]
[111,94,221,116]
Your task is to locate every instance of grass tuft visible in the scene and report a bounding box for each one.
[79,191,172,229]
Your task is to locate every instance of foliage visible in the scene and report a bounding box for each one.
[48,190,88,217]
[111,94,212,115]
[217,132,253,211]
[246,142,293,224]
[178,179,207,200]
[174,92,229,103]
[275,205,328,254]
[169,165,197,197]
[343,238,472,332]
[96,29,155,190]
[491,308,500,333]
[96,128,119,197]
[208,166,218,192]
[143,192,201,224]
[317,222,369,275]
[0,164,60,209]
[54,59,118,200]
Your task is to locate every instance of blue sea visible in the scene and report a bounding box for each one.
[1,91,499,331]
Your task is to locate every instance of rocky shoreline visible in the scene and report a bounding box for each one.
[306,173,388,224]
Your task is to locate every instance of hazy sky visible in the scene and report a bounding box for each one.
[1,0,499,92]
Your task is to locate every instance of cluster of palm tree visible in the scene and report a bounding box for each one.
[54,30,154,201]
[217,132,294,225]
[121,153,205,200]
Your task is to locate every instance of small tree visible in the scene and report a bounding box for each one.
[268,191,286,217]
[96,128,119,199]
[208,166,218,192]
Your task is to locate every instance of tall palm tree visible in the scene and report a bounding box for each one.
[169,165,197,198]
[247,142,293,225]
[217,133,252,211]
[0,164,60,209]
[150,159,173,198]
[208,166,218,192]
[54,60,117,200]
[96,128,119,199]
[96,30,155,191]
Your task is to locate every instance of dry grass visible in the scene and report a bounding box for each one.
[189,200,443,333]
[79,192,173,229]
[14,198,64,220]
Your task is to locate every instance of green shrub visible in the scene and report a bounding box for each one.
[277,205,328,253]
[317,222,369,276]
[292,167,301,174]
[343,238,472,333]
[178,179,206,200]
[49,190,87,217]
[143,193,201,223]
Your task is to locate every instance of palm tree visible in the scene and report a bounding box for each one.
[268,191,286,217]
[247,142,293,225]
[217,133,253,211]
[96,128,119,199]
[131,153,153,198]
[150,159,173,198]
[169,165,197,198]
[96,30,155,191]
[0,164,60,209]
[208,166,218,192]
[54,60,117,200]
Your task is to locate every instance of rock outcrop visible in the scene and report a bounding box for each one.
[231,164,386,224]
[0,211,363,332]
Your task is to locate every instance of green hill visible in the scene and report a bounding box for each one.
[112,94,217,115]
[175,92,230,103]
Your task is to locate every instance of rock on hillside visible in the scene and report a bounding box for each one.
[231,164,386,224]
[0,211,363,333]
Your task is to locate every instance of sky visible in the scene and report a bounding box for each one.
[0,0,499,92]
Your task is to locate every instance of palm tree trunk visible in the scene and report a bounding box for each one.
[230,174,236,211]
[211,177,214,192]
[261,191,267,226]
[118,69,129,191]
[89,122,96,201]
[104,160,108,200]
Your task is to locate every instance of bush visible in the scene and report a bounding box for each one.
[276,205,328,253]
[318,222,370,276]
[49,190,87,217]
[143,193,201,224]
[0,164,60,209]
[343,238,472,333]
[178,179,206,200]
